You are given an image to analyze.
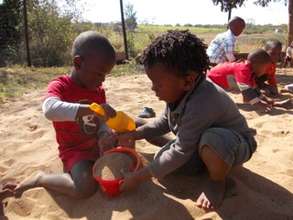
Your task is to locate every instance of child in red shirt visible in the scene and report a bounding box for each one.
[3,31,118,199]
[258,40,283,96]
[208,49,292,112]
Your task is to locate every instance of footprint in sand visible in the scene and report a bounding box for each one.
[272,130,290,137]
[254,121,265,128]
[286,169,293,177]
[2,159,14,167]
[28,124,38,132]
[29,129,45,139]
[7,199,33,217]
[272,149,280,153]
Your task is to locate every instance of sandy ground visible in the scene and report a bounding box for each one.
[0,69,293,220]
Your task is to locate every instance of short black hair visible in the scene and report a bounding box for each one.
[72,31,115,61]
[247,48,271,65]
[264,39,282,51]
[228,16,245,27]
[140,30,210,76]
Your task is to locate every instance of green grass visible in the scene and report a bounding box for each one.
[107,24,287,57]
[0,63,140,103]
[0,24,288,103]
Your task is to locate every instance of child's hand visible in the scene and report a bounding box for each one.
[120,167,152,192]
[263,86,279,98]
[100,103,116,119]
[254,100,273,113]
[117,132,136,148]
[120,171,141,192]
[98,132,118,155]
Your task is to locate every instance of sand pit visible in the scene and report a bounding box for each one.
[0,69,293,219]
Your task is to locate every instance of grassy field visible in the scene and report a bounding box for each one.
[0,24,288,103]
[102,24,287,56]
[0,63,142,103]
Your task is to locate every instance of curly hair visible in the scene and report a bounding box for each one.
[140,30,210,76]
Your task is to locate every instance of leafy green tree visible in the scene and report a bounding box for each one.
[19,0,82,66]
[124,3,137,31]
[212,0,246,21]
[0,0,22,65]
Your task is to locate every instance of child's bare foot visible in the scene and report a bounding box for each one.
[3,172,44,198]
[195,180,225,210]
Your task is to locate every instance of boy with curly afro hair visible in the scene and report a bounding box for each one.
[119,30,257,210]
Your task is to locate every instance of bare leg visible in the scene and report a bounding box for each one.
[273,98,293,109]
[196,145,231,210]
[135,118,171,147]
[3,160,98,199]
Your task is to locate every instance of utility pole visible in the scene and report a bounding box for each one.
[288,0,293,45]
[119,0,129,60]
[23,0,31,66]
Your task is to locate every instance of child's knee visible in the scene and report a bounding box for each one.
[74,174,98,199]
[71,161,98,198]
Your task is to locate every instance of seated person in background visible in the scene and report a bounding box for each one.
[207,49,292,112]
[256,40,283,97]
[283,42,293,68]
[207,16,246,66]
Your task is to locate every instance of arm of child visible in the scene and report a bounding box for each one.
[241,88,273,113]
[121,97,221,192]
[42,97,116,122]
[118,107,170,146]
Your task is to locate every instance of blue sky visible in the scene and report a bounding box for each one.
[78,0,287,25]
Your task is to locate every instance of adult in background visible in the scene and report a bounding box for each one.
[207,16,246,66]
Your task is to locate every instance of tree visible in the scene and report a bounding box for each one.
[0,0,22,66]
[212,0,246,21]
[124,3,138,57]
[124,3,137,31]
[26,0,77,66]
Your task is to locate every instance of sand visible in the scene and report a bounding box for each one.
[93,153,133,180]
[0,68,293,219]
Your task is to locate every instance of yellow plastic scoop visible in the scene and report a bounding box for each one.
[89,103,136,133]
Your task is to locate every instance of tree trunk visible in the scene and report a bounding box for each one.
[228,7,232,22]
[288,0,293,46]
[23,0,31,66]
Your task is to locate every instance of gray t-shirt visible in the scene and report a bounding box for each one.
[139,78,256,178]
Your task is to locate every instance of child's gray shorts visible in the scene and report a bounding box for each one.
[198,127,254,167]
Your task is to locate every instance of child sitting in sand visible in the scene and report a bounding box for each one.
[2,31,119,199]
[1,31,170,202]
[117,30,257,210]
[256,40,283,96]
[207,16,246,65]
[207,49,292,112]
